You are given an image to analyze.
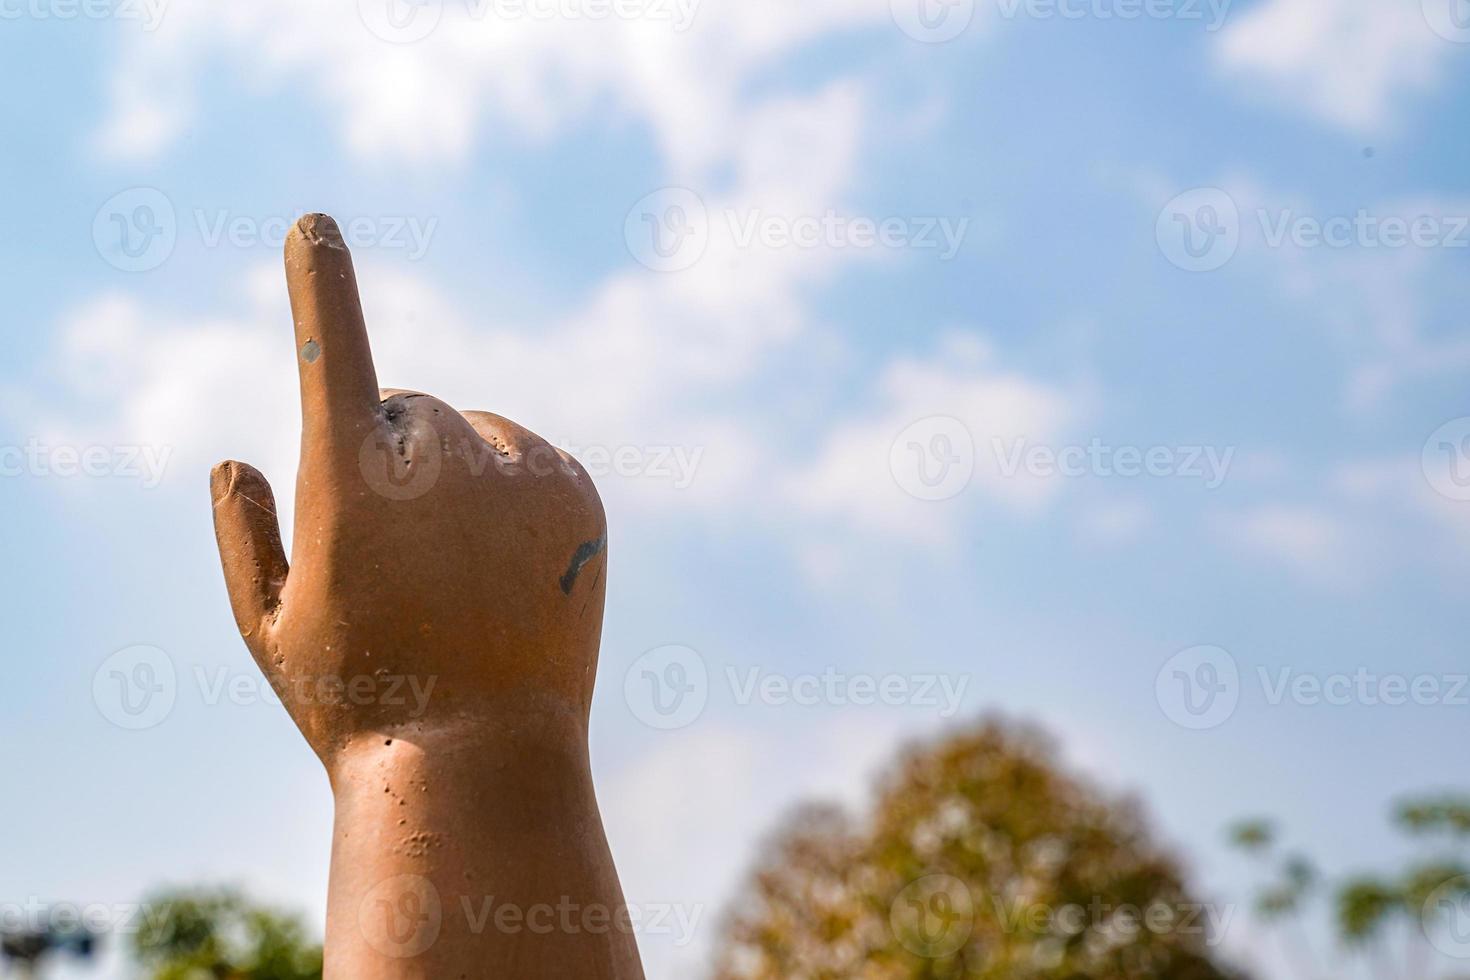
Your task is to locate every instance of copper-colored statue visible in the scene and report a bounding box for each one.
[210,214,645,978]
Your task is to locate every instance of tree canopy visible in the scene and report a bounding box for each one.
[130,888,322,980]
[713,717,1244,980]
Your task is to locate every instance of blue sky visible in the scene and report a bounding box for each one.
[3,0,1470,977]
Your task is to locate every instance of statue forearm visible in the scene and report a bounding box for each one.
[323,720,645,978]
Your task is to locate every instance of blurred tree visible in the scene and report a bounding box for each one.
[712,717,1245,979]
[0,915,97,978]
[129,888,322,980]
[1228,794,1470,979]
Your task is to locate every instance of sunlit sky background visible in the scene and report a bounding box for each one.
[3,0,1470,977]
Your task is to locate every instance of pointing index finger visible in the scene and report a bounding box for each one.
[286,214,381,446]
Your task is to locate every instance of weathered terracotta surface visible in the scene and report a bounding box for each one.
[210,213,644,978]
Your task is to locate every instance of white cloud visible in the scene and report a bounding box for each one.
[29,281,301,508]
[1214,0,1447,133]
[70,0,1010,578]
[1206,452,1470,593]
[1335,454,1470,542]
[1076,498,1152,545]
[39,71,883,528]
[782,332,1077,547]
[25,254,1076,577]
[1215,503,1367,589]
[1171,174,1470,410]
[35,42,994,978]
[96,0,895,172]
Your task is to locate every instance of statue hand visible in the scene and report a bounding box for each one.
[209,214,609,763]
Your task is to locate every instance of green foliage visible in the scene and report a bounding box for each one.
[1244,850,1318,923]
[1229,793,1470,975]
[1396,797,1470,838]
[1335,877,1399,943]
[712,717,1243,980]
[1227,821,1274,854]
[1405,862,1470,912]
[130,888,322,980]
